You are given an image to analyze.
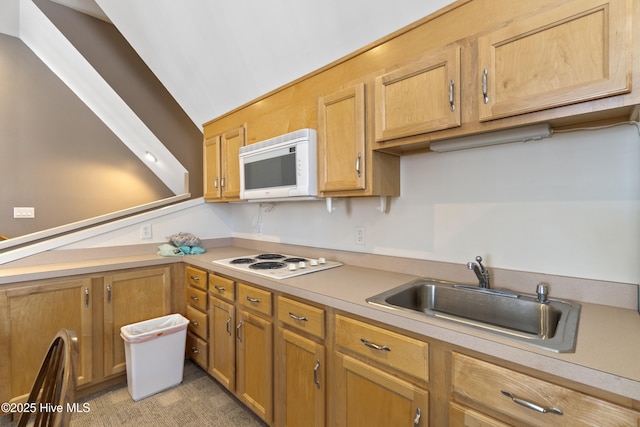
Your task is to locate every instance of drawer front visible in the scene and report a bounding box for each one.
[186,305,208,340]
[185,266,207,291]
[209,273,235,302]
[186,332,208,369]
[452,352,640,426]
[186,286,207,311]
[238,283,272,317]
[277,296,325,339]
[334,314,428,381]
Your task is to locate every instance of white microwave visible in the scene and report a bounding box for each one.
[239,129,318,201]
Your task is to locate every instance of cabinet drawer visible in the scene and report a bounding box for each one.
[452,353,640,426]
[238,283,272,317]
[186,305,207,340]
[185,266,207,291]
[186,286,207,311]
[277,296,325,339]
[186,332,207,369]
[334,314,428,382]
[209,273,235,302]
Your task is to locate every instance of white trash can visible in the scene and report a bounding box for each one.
[120,313,189,401]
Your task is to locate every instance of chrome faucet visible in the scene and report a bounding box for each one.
[467,256,491,289]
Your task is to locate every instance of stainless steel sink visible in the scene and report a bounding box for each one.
[366,279,580,352]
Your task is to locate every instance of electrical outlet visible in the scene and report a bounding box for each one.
[355,226,365,245]
[13,207,35,218]
[140,224,152,240]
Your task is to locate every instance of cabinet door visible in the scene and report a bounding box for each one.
[236,309,273,424]
[375,44,461,141]
[478,0,631,121]
[204,135,222,200]
[449,402,510,427]
[333,352,428,427]
[103,267,171,377]
[221,125,245,199]
[317,83,366,192]
[276,329,325,427]
[208,295,236,391]
[1,278,93,403]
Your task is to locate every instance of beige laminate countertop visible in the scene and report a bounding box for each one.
[1,244,639,401]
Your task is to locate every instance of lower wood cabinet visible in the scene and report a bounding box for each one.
[0,277,93,404]
[275,296,326,427]
[451,352,640,426]
[236,308,273,423]
[332,314,429,427]
[333,352,428,427]
[103,267,172,377]
[0,265,173,408]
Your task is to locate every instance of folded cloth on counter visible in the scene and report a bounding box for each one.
[157,243,185,257]
[178,245,206,254]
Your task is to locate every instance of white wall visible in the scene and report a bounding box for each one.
[0,0,19,36]
[230,124,640,284]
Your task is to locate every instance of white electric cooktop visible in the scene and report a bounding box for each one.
[212,253,342,279]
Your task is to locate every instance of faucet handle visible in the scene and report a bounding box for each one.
[475,256,486,271]
[536,283,549,303]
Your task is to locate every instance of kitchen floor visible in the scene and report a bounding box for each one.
[0,361,267,426]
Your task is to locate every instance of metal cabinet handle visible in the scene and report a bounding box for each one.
[190,295,200,302]
[449,79,455,111]
[355,153,362,177]
[190,320,200,327]
[236,322,243,342]
[106,284,112,304]
[214,285,226,292]
[501,390,563,415]
[246,296,261,304]
[413,408,421,426]
[190,275,200,282]
[313,359,321,389]
[221,177,226,189]
[191,346,200,354]
[214,177,219,189]
[226,317,232,336]
[84,287,89,308]
[289,312,308,322]
[360,338,391,352]
[482,68,489,104]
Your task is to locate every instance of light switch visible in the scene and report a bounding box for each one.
[14,207,35,218]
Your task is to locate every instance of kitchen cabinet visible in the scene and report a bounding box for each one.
[103,267,172,377]
[477,0,631,122]
[236,283,273,424]
[0,277,93,405]
[451,352,640,426]
[332,314,429,427]
[374,44,461,142]
[203,124,246,201]
[207,277,274,425]
[185,266,208,369]
[208,273,236,390]
[317,83,400,197]
[449,403,510,427]
[275,296,326,427]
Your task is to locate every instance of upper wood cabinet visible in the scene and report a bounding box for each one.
[375,44,461,142]
[203,124,246,201]
[317,83,366,193]
[478,0,631,122]
[317,83,400,197]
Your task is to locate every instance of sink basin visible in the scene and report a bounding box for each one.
[366,279,580,352]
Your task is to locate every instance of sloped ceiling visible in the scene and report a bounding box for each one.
[64,0,454,127]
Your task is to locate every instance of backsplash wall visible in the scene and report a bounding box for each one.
[230,124,640,284]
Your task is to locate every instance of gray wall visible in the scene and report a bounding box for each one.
[1,2,203,239]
